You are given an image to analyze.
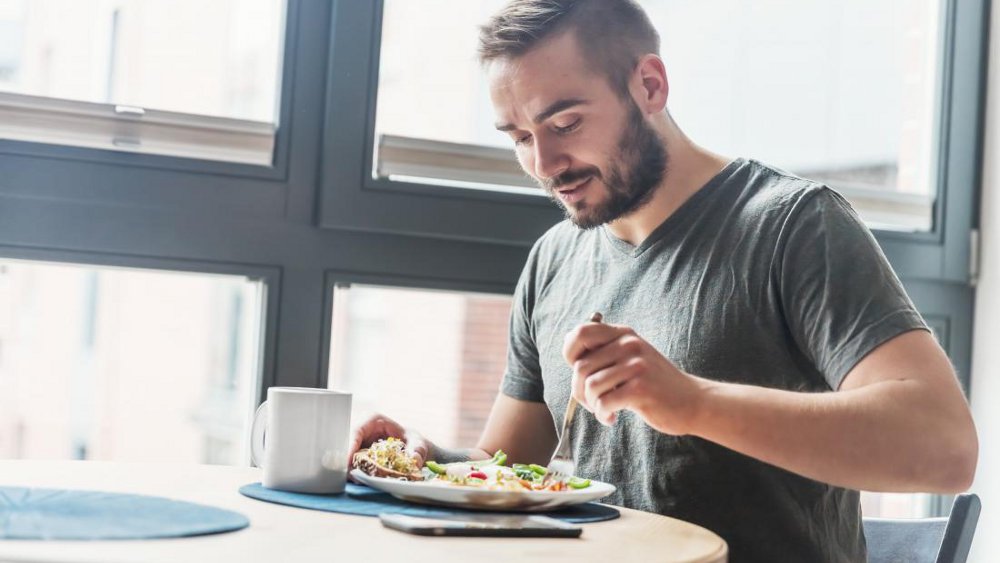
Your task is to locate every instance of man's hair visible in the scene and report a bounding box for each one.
[478,0,660,98]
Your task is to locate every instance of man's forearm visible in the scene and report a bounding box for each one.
[688,378,977,492]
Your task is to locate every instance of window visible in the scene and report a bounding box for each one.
[328,284,512,448]
[650,0,942,233]
[0,260,265,464]
[862,492,937,519]
[0,0,286,165]
[373,0,942,232]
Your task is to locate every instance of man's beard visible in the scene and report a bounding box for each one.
[541,102,668,229]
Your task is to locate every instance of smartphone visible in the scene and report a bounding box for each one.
[378,513,583,538]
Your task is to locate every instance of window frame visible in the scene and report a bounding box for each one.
[871,0,991,284]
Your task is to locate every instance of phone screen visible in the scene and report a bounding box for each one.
[378,513,583,538]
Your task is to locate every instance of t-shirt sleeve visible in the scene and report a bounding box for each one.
[500,243,545,403]
[777,188,928,390]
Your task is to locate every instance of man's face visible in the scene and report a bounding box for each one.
[488,31,667,229]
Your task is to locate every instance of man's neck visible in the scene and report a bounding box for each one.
[605,121,732,247]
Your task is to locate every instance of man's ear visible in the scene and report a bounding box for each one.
[631,54,669,113]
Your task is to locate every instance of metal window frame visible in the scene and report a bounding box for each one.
[872,0,992,283]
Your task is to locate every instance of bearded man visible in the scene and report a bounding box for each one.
[349,2,978,561]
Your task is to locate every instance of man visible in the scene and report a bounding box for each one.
[348,1,978,560]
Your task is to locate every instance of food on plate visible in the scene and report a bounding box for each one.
[424,450,592,492]
[354,438,594,491]
[352,437,423,481]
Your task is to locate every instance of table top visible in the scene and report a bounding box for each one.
[0,460,727,563]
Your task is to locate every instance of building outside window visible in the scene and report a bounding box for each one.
[0,260,264,465]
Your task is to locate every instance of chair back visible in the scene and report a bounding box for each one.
[863,493,981,563]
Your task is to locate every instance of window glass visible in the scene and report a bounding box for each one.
[0,260,265,464]
[0,0,284,123]
[328,284,512,448]
[375,0,941,231]
[861,492,935,519]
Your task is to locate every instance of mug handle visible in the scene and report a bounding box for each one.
[250,400,268,468]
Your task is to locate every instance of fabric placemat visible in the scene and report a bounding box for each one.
[0,486,250,540]
[239,482,619,523]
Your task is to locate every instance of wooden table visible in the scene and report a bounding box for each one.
[0,461,727,563]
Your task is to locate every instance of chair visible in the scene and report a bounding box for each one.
[863,493,981,563]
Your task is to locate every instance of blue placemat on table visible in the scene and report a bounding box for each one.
[0,486,250,540]
[239,482,620,523]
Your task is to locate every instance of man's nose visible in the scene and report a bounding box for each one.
[533,140,569,182]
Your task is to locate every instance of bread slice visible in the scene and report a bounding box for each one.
[353,448,423,481]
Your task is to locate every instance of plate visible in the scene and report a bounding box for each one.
[349,469,616,512]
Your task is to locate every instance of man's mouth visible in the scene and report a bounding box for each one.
[555,177,593,204]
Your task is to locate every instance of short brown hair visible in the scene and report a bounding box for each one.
[478,0,660,97]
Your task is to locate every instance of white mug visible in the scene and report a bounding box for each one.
[250,387,352,494]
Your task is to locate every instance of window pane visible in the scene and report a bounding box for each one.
[0,260,265,465]
[861,491,936,518]
[647,0,941,232]
[328,284,512,448]
[375,0,941,231]
[0,0,284,123]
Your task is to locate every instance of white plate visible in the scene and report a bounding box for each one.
[350,469,616,512]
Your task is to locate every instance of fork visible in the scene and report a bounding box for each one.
[547,312,603,483]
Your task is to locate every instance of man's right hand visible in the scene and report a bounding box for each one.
[346,413,431,470]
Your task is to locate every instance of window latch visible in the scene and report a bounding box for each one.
[114,105,145,118]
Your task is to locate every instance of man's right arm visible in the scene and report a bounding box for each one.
[427,395,556,463]
[454,393,556,465]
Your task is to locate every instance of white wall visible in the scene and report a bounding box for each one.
[967,1,1000,560]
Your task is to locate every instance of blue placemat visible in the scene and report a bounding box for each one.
[239,482,619,523]
[0,486,250,540]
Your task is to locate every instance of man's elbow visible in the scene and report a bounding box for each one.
[928,425,979,493]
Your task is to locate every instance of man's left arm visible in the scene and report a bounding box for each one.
[567,323,978,493]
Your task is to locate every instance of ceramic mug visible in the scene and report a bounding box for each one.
[250,387,352,494]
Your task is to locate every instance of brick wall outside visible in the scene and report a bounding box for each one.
[456,295,512,447]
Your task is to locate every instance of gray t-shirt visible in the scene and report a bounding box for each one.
[501,158,927,563]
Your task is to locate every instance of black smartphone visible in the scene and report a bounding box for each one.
[378,513,583,538]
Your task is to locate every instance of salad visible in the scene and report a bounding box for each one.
[353,438,592,491]
[424,450,592,492]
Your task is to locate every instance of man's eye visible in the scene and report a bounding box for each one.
[514,134,533,146]
[553,119,581,134]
